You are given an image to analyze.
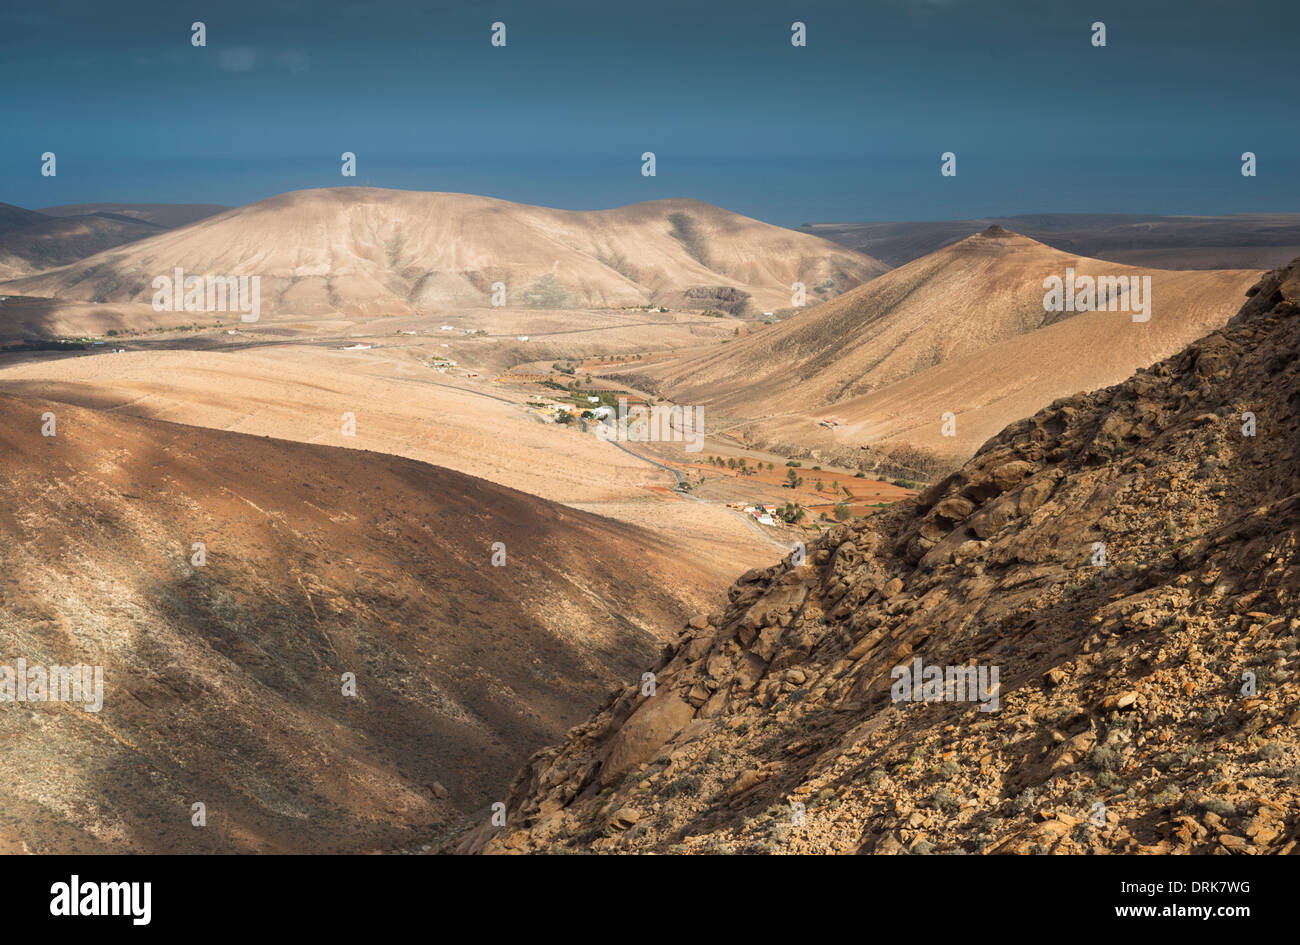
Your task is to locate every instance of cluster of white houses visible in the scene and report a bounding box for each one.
[526,395,577,422]
[421,356,457,373]
[526,394,613,424]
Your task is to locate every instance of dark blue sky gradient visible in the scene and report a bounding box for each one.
[2,0,1296,223]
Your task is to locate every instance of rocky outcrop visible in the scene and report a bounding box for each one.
[456,259,1300,855]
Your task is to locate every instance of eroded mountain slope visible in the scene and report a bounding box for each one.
[1,188,886,317]
[461,259,1300,855]
[616,228,1258,467]
[0,393,732,853]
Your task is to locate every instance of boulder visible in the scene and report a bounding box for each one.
[933,496,976,523]
[1017,477,1056,515]
[599,692,696,786]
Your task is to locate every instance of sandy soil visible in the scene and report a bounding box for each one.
[0,340,777,573]
[0,390,740,852]
[609,228,1261,463]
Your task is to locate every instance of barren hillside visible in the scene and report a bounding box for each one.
[1,188,886,317]
[38,203,229,229]
[458,258,1300,855]
[619,227,1259,465]
[0,207,164,280]
[0,343,776,567]
[0,392,736,853]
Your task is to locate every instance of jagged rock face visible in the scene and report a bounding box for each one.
[455,259,1300,855]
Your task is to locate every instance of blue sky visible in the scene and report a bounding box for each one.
[2,0,1296,223]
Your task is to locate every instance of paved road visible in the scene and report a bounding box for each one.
[601,437,789,554]
[18,327,792,554]
[602,438,687,485]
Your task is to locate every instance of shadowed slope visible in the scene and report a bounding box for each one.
[0,209,165,280]
[0,392,732,852]
[38,203,229,229]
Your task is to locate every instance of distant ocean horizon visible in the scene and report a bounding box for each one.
[5,153,1296,227]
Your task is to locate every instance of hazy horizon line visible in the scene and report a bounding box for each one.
[9,184,1300,232]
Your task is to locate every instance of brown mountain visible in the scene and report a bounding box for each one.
[38,203,230,229]
[799,213,1300,271]
[0,207,165,280]
[619,227,1259,468]
[0,391,736,853]
[2,187,887,317]
[458,257,1300,855]
[0,204,50,229]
